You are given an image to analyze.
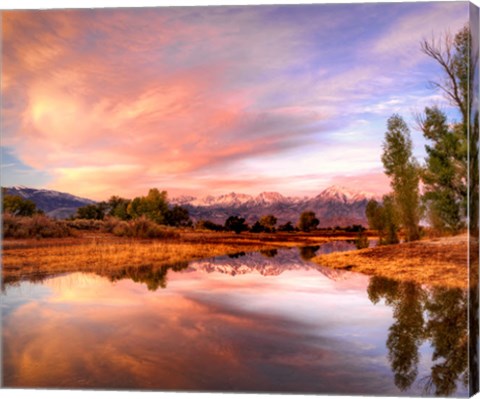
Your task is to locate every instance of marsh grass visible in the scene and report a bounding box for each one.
[2,230,336,280]
[313,234,468,289]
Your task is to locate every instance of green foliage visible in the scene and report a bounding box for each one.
[298,211,319,232]
[224,216,249,234]
[76,202,108,220]
[367,276,467,395]
[107,196,131,220]
[366,197,399,245]
[382,114,421,241]
[419,25,472,234]
[420,108,466,235]
[2,194,39,216]
[127,188,169,224]
[165,205,192,227]
[355,231,369,249]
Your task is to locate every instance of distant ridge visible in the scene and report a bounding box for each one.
[4,186,95,219]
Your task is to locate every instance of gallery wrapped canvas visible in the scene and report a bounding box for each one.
[1,1,479,397]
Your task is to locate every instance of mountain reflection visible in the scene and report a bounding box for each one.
[368,276,468,396]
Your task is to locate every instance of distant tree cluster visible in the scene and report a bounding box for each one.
[74,188,193,228]
[2,189,43,217]
[195,211,320,235]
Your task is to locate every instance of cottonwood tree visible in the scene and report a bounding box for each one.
[382,115,421,241]
[420,25,473,132]
[419,26,473,232]
[127,188,169,224]
[418,107,465,233]
[2,193,40,217]
[366,196,399,245]
[298,211,319,232]
[259,214,277,232]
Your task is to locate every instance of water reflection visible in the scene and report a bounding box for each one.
[299,245,320,261]
[368,276,468,396]
[1,244,468,396]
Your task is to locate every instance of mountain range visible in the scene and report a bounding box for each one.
[171,185,375,227]
[5,186,95,219]
[4,185,376,227]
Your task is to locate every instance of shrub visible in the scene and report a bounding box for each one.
[195,220,224,231]
[111,216,179,239]
[2,213,72,238]
[65,218,105,231]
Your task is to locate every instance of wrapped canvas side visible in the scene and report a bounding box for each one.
[470,1,480,396]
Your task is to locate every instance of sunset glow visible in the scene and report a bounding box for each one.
[1,3,467,200]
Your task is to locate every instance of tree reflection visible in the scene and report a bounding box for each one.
[105,261,189,291]
[368,276,467,396]
[260,249,278,258]
[299,246,320,261]
[423,287,468,396]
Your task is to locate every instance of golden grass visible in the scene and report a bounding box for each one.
[312,234,469,289]
[1,230,338,280]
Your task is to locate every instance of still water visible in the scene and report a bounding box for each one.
[1,242,468,396]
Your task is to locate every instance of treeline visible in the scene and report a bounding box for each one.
[1,187,325,238]
[76,191,323,234]
[75,188,193,228]
[3,185,365,238]
[366,25,472,244]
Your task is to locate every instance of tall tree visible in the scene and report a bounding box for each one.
[420,25,473,131]
[382,115,421,241]
[419,26,472,232]
[418,106,465,233]
[2,191,39,217]
[127,188,169,224]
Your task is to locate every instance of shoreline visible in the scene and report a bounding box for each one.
[2,231,470,290]
[312,234,468,289]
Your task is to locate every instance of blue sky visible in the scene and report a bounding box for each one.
[1,1,468,199]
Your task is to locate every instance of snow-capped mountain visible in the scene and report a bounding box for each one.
[4,184,376,227]
[186,246,352,280]
[172,185,376,227]
[4,186,95,219]
[316,186,371,203]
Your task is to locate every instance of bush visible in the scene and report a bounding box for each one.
[2,213,72,238]
[111,216,179,239]
[65,218,105,231]
[195,220,224,231]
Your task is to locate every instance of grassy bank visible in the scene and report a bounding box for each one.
[2,230,340,281]
[312,234,468,289]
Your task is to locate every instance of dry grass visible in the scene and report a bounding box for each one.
[1,230,340,280]
[313,234,469,289]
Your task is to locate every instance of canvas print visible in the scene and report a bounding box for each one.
[1,1,479,397]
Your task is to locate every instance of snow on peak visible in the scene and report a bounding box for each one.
[317,185,371,203]
[255,192,286,205]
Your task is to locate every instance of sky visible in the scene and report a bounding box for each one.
[1,1,469,200]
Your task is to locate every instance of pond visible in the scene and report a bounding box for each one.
[1,241,468,396]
